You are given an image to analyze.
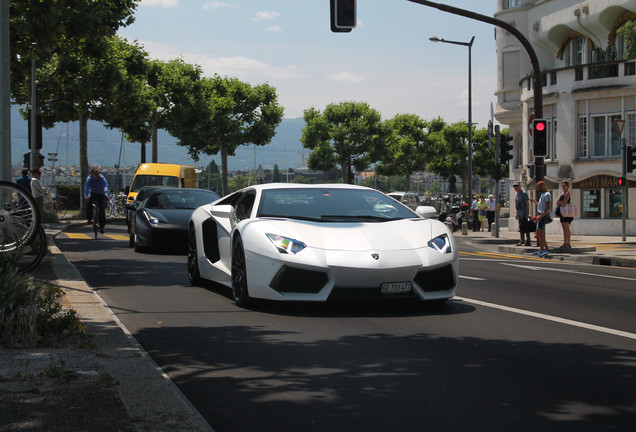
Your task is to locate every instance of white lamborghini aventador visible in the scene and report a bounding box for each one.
[187,184,458,307]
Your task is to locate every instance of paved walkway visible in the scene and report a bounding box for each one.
[452,223,636,268]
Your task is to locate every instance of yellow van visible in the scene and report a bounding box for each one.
[127,163,197,204]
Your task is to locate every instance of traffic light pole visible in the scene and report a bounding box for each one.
[622,137,627,242]
[408,0,545,180]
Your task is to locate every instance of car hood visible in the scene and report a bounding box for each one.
[145,208,194,225]
[249,218,434,251]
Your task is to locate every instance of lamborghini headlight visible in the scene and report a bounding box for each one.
[428,233,451,254]
[266,233,306,254]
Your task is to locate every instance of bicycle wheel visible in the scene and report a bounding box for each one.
[93,205,99,239]
[57,201,67,219]
[16,224,47,273]
[0,181,40,252]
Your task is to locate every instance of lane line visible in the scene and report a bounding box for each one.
[64,233,92,239]
[459,275,486,281]
[456,296,636,341]
[106,234,129,241]
[501,262,636,281]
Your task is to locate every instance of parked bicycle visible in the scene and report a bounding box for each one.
[0,181,40,252]
[44,194,68,219]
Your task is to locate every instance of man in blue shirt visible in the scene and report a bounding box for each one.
[16,168,32,193]
[84,167,109,233]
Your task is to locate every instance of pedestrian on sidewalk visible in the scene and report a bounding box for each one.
[477,195,489,232]
[30,168,46,213]
[555,180,573,249]
[513,181,531,246]
[471,195,479,232]
[487,194,496,232]
[534,181,552,257]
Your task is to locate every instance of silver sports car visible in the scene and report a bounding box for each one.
[187,184,458,307]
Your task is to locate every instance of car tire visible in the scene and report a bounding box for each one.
[231,236,251,308]
[187,226,203,286]
[133,234,144,253]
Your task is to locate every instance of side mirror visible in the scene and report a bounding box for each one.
[416,205,438,218]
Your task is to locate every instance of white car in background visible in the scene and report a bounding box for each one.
[187,184,458,307]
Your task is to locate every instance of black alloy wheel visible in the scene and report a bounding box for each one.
[231,236,250,307]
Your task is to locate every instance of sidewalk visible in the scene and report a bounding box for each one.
[0,222,214,432]
[452,223,636,268]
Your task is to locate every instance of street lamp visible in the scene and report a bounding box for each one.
[429,35,475,204]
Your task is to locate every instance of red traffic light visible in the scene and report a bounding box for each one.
[535,121,546,132]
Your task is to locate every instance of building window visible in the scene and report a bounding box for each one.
[578,116,587,158]
[582,189,600,218]
[606,189,625,218]
[565,37,590,67]
[590,114,622,157]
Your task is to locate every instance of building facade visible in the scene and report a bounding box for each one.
[495,0,636,235]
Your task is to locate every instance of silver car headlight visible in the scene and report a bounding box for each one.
[143,210,159,225]
[428,233,452,254]
[266,233,306,254]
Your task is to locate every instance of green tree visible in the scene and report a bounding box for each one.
[119,59,203,163]
[301,101,385,184]
[9,0,138,183]
[174,75,284,195]
[618,19,636,59]
[375,113,430,190]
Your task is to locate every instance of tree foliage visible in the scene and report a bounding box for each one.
[375,113,431,190]
[301,101,385,184]
[173,75,284,195]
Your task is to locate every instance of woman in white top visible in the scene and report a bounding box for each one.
[30,168,46,213]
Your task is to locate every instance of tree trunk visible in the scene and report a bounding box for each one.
[405,169,411,191]
[140,142,146,164]
[341,164,348,184]
[151,114,158,163]
[79,110,89,213]
[221,143,229,196]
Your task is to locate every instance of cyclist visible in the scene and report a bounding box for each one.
[84,167,109,233]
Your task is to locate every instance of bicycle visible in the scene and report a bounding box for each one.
[44,194,67,219]
[91,202,100,239]
[15,224,47,273]
[0,181,40,252]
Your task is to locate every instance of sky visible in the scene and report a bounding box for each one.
[118,0,500,130]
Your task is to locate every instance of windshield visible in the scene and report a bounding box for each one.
[146,190,219,210]
[258,188,418,221]
[131,175,179,192]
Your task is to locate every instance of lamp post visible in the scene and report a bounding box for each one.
[429,35,475,204]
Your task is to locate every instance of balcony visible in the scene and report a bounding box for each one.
[521,59,636,95]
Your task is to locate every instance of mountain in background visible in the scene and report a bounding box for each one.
[10,105,306,171]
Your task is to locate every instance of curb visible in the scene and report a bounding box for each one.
[45,225,214,432]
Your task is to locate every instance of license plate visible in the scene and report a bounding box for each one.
[381,282,412,294]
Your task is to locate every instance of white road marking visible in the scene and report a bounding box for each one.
[501,262,636,281]
[455,296,636,341]
[459,275,487,281]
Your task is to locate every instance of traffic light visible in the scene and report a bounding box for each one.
[617,176,627,187]
[330,0,356,32]
[626,145,636,173]
[533,118,547,156]
[499,133,513,165]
